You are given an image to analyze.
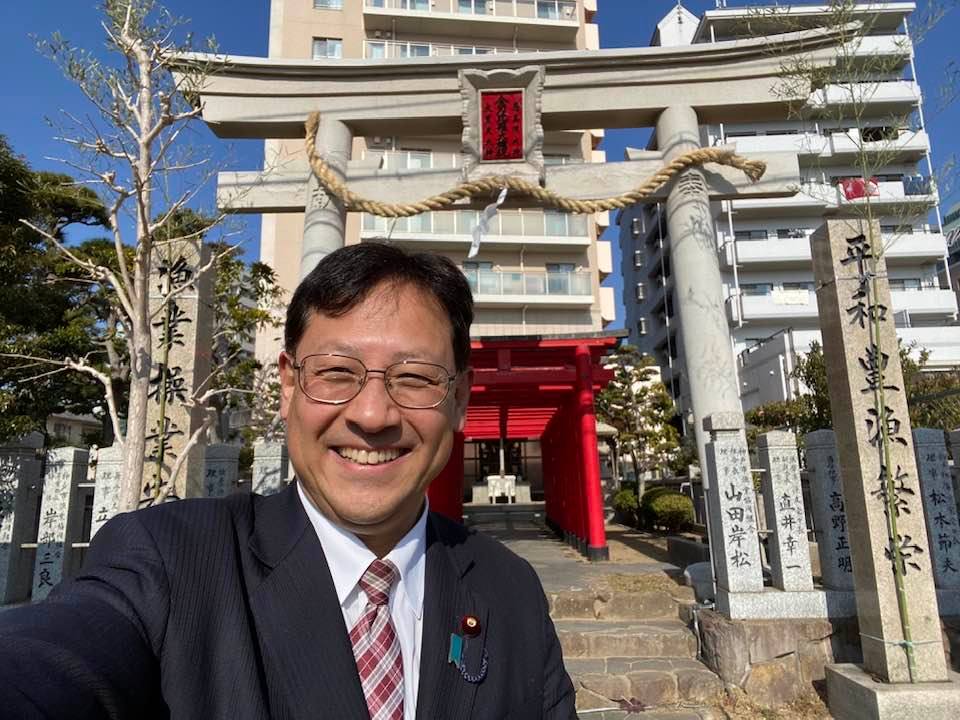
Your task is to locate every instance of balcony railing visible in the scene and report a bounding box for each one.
[363,208,588,238]
[364,40,535,58]
[364,0,577,21]
[464,269,591,297]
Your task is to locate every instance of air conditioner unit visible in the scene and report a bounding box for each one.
[373,30,383,38]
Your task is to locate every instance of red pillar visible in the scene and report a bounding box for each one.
[428,431,464,522]
[575,345,609,561]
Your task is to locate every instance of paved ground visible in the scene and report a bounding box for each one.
[463,503,679,593]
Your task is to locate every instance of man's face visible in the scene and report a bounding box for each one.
[279,281,471,551]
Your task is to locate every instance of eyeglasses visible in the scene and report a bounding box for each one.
[289,353,457,409]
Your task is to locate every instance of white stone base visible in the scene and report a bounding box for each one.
[826,664,960,720]
[716,588,857,619]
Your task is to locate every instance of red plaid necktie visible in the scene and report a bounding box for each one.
[349,559,404,720]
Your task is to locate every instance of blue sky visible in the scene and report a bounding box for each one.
[2,0,959,328]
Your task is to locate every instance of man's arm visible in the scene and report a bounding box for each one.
[0,512,169,719]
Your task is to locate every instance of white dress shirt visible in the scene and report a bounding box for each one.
[297,482,426,720]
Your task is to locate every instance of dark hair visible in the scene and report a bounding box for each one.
[285,242,474,371]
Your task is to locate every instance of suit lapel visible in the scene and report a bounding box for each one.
[416,515,488,720]
[247,484,368,720]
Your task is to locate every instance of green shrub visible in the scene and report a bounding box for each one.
[639,487,694,532]
[612,488,639,526]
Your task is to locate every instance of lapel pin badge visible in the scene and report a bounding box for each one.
[461,614,481,637]
[448,616,488,684]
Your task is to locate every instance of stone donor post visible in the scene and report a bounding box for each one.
[90,445,122,538]
[812,217,959,717]
[204,444,241,498]
[0,433,44,604]
[703,413,763,617]
[912,430,960,600]
[803,430,855,591]
[252,440,289,496]
[33,447,88,602]
[757,431,813,592]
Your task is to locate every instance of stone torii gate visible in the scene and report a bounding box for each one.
[176,26,843,550]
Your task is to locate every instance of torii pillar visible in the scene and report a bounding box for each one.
[657,106,747,477]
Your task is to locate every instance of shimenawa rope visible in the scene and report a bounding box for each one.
[304,112,767,218]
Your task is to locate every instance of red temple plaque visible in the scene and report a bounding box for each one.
[480,90,524,162]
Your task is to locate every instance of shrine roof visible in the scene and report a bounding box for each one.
[463,331,622,440]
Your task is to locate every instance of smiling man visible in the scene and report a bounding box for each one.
[0,242,577,720]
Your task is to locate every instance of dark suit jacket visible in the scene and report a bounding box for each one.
[0,483,576,719]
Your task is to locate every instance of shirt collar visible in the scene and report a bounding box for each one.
[297,481,427,619]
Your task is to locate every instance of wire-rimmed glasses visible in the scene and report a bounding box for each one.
[289,353,457,409]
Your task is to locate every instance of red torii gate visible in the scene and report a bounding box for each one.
[428,333,620,561]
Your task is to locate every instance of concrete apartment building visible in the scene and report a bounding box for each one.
[256,0,613,365]
[619,2,958,415]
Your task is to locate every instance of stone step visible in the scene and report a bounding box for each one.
[547,586,695,621]
[556,619,699,660]
[576,710,719,720]
[577,710,719,720]
[567,657,724,713]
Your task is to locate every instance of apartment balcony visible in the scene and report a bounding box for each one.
[597,240,612,278]
[362,0,579,42]
[893,288,958,318]
[727,132,826,157]
[599,285,615,324]
[732,177,936,217]
[857,34,912,60]
[728,287,956,324]
[361,207,590,251]
[730,186,827,217]
[896,326,960,368]
[808,80,921,113]
[839,178,938,211]
[464,269,594,308]
[729,128,927,163]
[363,39,537,58]
[826,129,928,163]
[720,231,947,270]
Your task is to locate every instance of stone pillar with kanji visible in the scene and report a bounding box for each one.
[143,241,214,504]
[812,217,958,712]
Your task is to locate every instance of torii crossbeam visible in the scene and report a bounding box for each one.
[175,25,846,559]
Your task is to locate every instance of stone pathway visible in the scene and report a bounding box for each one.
[464,504,724,719]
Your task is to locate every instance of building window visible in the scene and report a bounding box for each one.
[314,0,343,8]
[635,282,645,302]
[734,229,768,241]
[633,250,643,269]
[638,318,648,336]
[538,1,576,20]
[740,283,773,296]
[776,228,807,239]
[862,126,898,143]
[366,41,386,59]
[889,278,922,291]
[312,38,343,59]
[458,0,487,15]
[782,282,814,291]
[397,42,430,58]
[630,217,642,238]
[544,210,569,236]
[881,224,914,235]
